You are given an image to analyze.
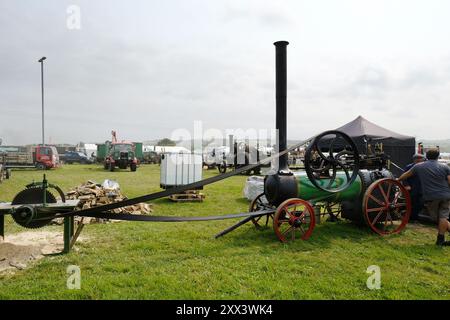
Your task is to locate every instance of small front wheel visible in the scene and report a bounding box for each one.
[250,193,273,229]
[218,162,227,174]
[36,163,46,170]
[273,198,315,242]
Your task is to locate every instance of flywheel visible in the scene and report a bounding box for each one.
[11,187,57,228]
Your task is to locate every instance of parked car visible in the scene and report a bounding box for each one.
[60,151,92,164]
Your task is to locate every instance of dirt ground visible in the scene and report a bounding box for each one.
[0,231,84,274]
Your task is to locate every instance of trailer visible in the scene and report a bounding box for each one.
[133,142,143,162]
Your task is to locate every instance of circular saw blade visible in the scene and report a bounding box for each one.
[11,187,56,228]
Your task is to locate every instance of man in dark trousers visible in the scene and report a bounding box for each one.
[403,154,425,221]
[398,148,450,246]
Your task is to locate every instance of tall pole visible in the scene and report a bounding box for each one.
[274,41,289,172]
[38,57,46,146]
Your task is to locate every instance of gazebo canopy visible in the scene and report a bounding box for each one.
[334,116,415,147]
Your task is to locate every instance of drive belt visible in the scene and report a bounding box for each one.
[76,209,275,222]
[52,135,312,219]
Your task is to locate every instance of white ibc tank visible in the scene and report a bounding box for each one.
[160,153,203,188]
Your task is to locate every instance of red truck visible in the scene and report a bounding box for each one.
[0,145,59,170]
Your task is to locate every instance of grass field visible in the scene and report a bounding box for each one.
[0,164,449,300]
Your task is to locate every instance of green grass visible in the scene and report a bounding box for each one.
[1,164,450,299]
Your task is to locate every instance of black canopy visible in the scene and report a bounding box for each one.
[331,116,415,176]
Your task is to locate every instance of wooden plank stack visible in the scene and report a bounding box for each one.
[169,190,205,202]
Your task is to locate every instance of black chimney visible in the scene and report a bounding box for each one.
[274,41,289,172]
[264,41,298,206]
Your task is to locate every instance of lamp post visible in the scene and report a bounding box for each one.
[38,56,46,146]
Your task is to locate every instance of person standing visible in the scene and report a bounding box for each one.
[398,148,450,246]
[403,154,425,221]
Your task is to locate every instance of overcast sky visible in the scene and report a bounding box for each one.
[1,0,450,145]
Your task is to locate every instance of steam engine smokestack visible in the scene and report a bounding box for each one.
[264,41,298,206]
[274,41,289,172]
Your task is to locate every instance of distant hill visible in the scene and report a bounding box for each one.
[419,139,450,153]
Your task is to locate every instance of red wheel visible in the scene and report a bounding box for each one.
[249,193,274,229]
[273,198,315,242]
[363,178,411,235]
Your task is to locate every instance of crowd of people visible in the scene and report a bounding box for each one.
[397,148,450,246]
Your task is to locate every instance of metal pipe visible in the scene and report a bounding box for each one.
[38,57,46,146]
[214,215,257,239]
[274,41,289,172]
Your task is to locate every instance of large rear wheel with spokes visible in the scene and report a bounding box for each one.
[362,178,411,235]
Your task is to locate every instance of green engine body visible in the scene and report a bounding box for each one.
[292,171,362,203]
[264,169,394,223]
